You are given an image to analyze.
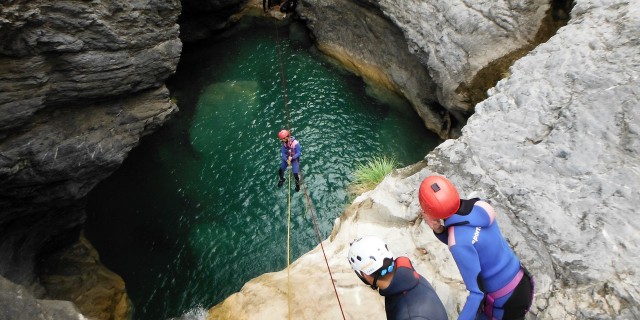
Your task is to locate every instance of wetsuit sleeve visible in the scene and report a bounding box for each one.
[434,229,448,244]
[292,142,301,160]
[281,145,288,162]
[450,239,485,320]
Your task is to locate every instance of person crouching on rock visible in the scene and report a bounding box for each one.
[348,235,448,320]
[418,175,534,320]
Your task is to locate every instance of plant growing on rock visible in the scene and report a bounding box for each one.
[349,155,397,196]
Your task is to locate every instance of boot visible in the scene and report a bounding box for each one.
[294,173,300,192]
[278,169,285,187]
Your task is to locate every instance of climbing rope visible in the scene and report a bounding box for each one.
[287,169,292,319]
[274,20,291,130]
[300,172,347,319]
[273,20,346,320]
[275,21,294,320]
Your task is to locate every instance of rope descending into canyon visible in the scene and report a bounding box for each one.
[275,22,292,131]
[274,21,346,320]
[286,169,293,318]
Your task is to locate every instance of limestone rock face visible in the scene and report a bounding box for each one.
[209,0,640,319]
[0,0,181,318]
[40,234,132,320]
[0,85,177,289]
[297,0,443,136]
[377,0,549,113]
[0,1,182,131]
[297,0,549,138]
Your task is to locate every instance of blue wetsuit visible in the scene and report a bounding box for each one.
[379,257,448,320]
[434,199,527,320]
[280,136,301,173]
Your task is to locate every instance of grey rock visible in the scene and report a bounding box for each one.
[0,275,86,320]
[297,0,448,137]
[437,1,640,316]
[0,0,182,131]
[0,87,177,289]
[0,1,181,319]
[376,0,548,114]
[297,0,548,138]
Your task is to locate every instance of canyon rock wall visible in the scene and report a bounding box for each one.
[0,0,182,318]
[2,0,638,319]
[297,0,549,138]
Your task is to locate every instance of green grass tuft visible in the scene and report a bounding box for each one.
[349,156,398,196]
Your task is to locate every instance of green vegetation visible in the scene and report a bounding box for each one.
[349,156,398,196]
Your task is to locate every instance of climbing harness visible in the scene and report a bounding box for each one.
[483,265,535,319]
[273,20,346,320]
[283,138,300,160]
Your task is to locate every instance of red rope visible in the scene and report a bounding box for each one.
[300,172,347,320]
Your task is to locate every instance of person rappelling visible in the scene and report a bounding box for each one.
[277,129,302,192]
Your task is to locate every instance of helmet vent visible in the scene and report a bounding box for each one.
[356,256,362,261]
[431,183,441,192]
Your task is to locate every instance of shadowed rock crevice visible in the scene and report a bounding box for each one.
[38,233,132,320]
[456,0,575,109]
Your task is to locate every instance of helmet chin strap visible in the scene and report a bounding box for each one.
[370,274,380,290]
[355,271,381,290]
[368,259,395,290]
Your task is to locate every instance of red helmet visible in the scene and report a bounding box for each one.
[419,176,460,220]
[278,129,290,140]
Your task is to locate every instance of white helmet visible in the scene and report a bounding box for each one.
[347,236,394,275]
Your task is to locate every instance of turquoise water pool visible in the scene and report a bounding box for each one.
[86,17,440,320]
